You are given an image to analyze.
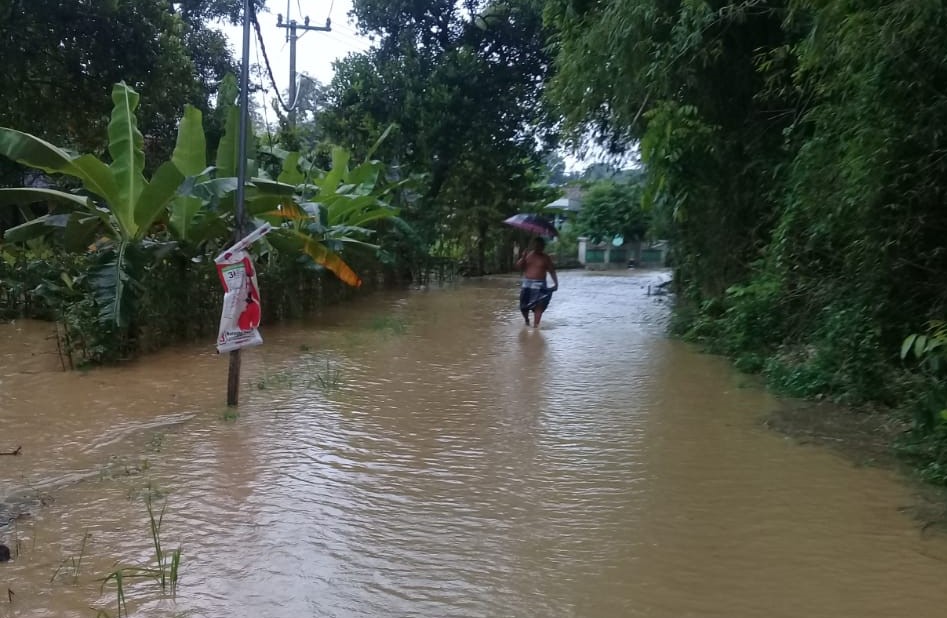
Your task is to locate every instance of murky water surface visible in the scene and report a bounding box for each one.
[1,270,945,617]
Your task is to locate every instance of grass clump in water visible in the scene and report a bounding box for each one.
[255,366,294,391]
[368,315,407,335]
[306,359,342,392]
[95,492,181,617]
[50,531,92,584]
[253,357,345,394]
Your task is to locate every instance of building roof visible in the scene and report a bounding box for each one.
[545,196,582,212]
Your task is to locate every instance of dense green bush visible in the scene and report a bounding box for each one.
[0,245,384,366]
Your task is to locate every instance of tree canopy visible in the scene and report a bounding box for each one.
[575,179,649,245]
[320,0,557,274]
[0,0,249,161]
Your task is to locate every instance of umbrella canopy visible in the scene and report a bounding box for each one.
[502,213,558,238]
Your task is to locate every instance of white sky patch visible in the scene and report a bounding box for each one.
[216,0,371,115]
[564,141,640,173]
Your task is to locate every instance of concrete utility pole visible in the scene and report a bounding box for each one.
[276,9,331,127]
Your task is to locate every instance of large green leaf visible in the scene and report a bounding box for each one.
[345,206,401,228]
[326,195,386,226]
[7,211,105,250]
[192,178,240,201]
[241,179,297,217]
[0,128,77,171]
[320,147,352,194]
[218,73,239,109]
[133,161,184,238]
[90,240,134,328]
[71,154,121,205]
[108,83,146,237]
[363,123,395,162]
[2,215,65,243]
[168,195,204,243]
[215,106,258,179]
[171,105,206,177]
[245,196,291,217]
[215,108,238,178]
[334,236,380,250]
[0,130,119,204]
[167,105,213,246]
[248,178,296,196]
[88,239,167,329]
[278,152,305,186]
[0,187,93,210]
[183,214,229,248]
[344,161,382,192]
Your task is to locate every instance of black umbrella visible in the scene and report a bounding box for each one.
[502,213,558,238]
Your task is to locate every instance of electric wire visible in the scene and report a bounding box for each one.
[249,3,299,113]
[253,25,278,140]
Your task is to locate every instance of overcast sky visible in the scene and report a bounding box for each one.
[217,0,371,111]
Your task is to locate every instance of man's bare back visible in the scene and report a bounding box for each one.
[520,251,554,280]
[515,237,559,327]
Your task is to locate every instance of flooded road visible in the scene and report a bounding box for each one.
[1,269,945,617]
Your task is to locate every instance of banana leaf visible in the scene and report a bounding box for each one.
[171,105,206,177]
[107,83,147,237]
[270,229,362,288]
[2,215,68,243]
[0,187,94,210]
[89,240,136,328]
[0,130,120,205]
[277,152,306,186]
[133,161,184,234]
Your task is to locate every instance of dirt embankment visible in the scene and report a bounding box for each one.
[765,401,947,534]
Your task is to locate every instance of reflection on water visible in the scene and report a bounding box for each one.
[1,270,945,617]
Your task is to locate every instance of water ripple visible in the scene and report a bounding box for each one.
[1,271,945,617]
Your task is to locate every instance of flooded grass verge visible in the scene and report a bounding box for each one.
[763,401,947,532]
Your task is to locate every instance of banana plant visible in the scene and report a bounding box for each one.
[165,100,381,287]
[0,82,184,327]
[164,104,235,252]
[0,79,406,334]
[254,136,408,287]
[0,85,256,326]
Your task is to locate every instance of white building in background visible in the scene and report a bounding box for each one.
[544,186,583,231]
[543,186,670,269]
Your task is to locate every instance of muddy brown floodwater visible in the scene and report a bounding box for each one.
[1,269,946,617]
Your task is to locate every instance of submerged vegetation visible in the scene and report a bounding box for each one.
[255,356,345,393]
[94,493,182,618]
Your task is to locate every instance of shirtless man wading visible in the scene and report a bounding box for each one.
[515,237,559,328]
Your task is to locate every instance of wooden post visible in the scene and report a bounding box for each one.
[227,350,241,406]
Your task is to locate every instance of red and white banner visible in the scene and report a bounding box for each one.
[214,223,272,354]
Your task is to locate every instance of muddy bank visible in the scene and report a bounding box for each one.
[764,402,947,529]
[764,401,907,467]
